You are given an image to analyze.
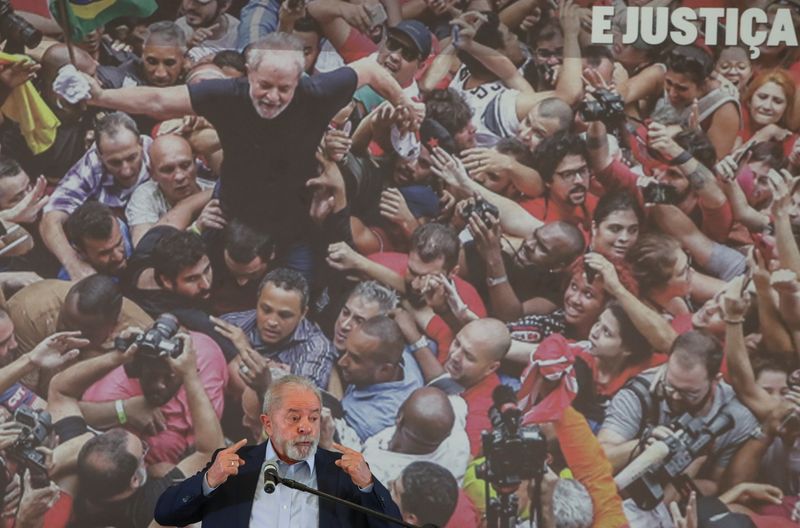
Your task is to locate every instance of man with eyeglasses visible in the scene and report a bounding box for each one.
[598,330,761,526]
[522,131,598,240]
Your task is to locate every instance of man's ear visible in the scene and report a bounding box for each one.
[260,413,273,437]
[487,360,500,376]
[159,273,174,292]
[403,512,419,525]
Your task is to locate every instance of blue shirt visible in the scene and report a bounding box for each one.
[220,311,338,389]
[342,350,425,441]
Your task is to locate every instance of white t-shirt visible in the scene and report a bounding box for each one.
[361,395,470,485]
[126,178,216,227]
[449,65,520,147]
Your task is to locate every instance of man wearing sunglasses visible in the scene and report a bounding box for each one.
[598,330,761,525]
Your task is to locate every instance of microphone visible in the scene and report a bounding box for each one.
[263,462,280,494]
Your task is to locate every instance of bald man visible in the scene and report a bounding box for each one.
[361,387,470,486]
[424,318,512,457]
[125,134,216,244]
[339,316,424,441]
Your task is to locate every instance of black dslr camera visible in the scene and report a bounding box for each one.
[642,182,681,205]
[578,89,625,123]
[6,406,52,488]
[477,385,547,528]
[463,198,499,225]
[117,314,182,377]
[0,0,41,49]
[623,411,734,510]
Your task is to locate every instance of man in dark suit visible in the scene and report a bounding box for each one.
[154,374,402,527]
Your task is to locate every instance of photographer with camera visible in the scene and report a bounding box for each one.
[598,330,762,525]
[76,315,226,466]
[0,404,65,528]
[46,327,224,528]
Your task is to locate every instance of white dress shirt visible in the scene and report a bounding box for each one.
[248,441,319,528]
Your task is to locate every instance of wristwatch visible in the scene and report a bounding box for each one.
[486,275,508,287]
[408,336,428,353]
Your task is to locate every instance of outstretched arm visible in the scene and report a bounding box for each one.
[88,80,194,120]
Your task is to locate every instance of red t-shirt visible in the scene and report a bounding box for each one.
[462,373,501,457]
[577,350,668,397]
[738,110,799,158]
[368,252,487,362]
[519,194,599,242]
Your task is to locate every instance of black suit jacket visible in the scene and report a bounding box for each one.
[153,442,402,527]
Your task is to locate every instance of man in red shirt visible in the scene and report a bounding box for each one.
[521,132,599,240]
[424,318,511,458]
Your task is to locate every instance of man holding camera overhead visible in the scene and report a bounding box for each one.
[598,330,761,526]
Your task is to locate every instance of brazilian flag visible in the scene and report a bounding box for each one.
[49,0,157,41]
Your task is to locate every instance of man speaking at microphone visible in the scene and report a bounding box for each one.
[154,375,401,527]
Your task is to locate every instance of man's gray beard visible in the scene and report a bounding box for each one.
[286,438,318,461]
[251,99,290,120]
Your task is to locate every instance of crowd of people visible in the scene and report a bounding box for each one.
[2,0,800,526]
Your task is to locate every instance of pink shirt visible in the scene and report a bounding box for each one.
[83,331,228,464]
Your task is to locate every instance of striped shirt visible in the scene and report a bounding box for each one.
[44,135,152,215]
[220,310,337,389]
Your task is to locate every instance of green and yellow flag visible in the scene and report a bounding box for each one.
[49,0,157,41]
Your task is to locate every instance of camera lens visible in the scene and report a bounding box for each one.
[153,313,180,338]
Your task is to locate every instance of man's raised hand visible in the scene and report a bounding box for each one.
[205,438,248,488]
[27,331,90,370]
[332,442,373,489]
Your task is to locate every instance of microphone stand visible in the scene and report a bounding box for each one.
[277,475,437,528]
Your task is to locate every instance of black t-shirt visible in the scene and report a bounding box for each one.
[0,114,92,184]
[187,69,358,243]
[122,226,238,359]
[71,466,186,528]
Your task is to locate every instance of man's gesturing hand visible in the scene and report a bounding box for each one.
[205,439,248,488]
[332,442,373,489]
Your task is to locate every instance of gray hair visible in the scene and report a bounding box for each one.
[94,112,139,153]
[245,32,305,77]
[262,375,321,415]
[350,281,399,315]
[144,21,187,51]
[552,479,593,528]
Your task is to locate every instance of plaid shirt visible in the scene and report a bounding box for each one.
[44,135,152,215]
[221,310,337,389]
